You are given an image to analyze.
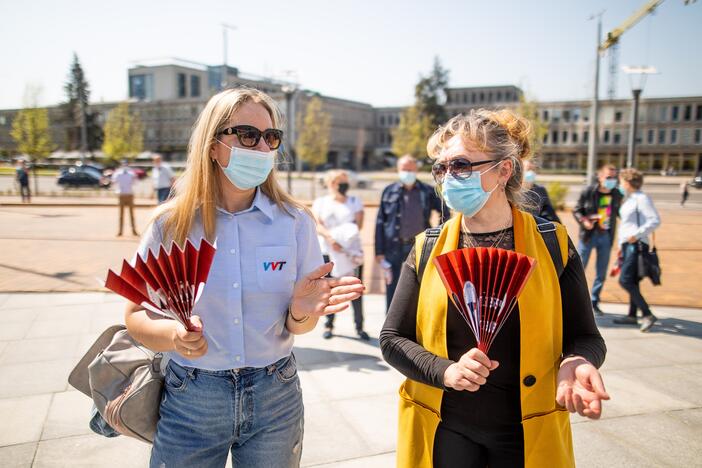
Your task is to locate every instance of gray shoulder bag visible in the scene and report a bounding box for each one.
[68,325,163,444]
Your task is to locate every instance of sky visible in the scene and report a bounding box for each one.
[1,0,701,109]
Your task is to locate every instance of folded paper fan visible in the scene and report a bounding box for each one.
[433,247,537,354]
[104,238,216,333]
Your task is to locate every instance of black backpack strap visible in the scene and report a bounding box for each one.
[533,215,564,277]
[418,227,442,281]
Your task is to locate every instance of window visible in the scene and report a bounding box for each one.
[563,110,570,122]
[488,92,493,102]
[603,130,610,143]
[543,110,549,121]
[695,129,701,144]
[613,133,621,144]
[128,74,154,100]
[583,131,589,143]
[177,73,187,98]
[480,92,485,102]
[684,105,692,121]
[697,105,702,121]
[572,132,578,144]
[190,75,201,97]
[464,92,469,104]
[505,91,512,101]
[471,93,477,103]
[379,116,385,126]
[615,111,623,122]
[647,129,654,144]
[446,93,452,104]
[562,131,568,142]
[543,133,548,144]
[552,130,558,144]
[671,129,678,144]
[496,91,502,101]
[672,105,679,121]
[659,106,667,122]
[658,129,665,144]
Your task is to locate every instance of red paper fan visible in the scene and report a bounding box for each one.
[433,247,537,354]
[104,238,216,333]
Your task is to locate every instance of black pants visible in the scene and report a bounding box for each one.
[385,242,415,311]
[433,421,524,468]
[20,184,30,202]
[323,257,364,331]
[619,243,652,317]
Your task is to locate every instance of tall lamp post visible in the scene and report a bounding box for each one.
[281,83,298,193]
[622,65,657,168]
[221,23,237,89]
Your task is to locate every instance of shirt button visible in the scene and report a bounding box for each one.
[235,355,241,362]
[234,318,240,324]
[229,249,236,254]
[233,282,239,289]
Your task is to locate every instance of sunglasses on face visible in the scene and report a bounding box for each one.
[431,157,496,183]
[217,125,283,150]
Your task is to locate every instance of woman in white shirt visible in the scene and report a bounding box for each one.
[311,170,369,340]
[125,88,364,467]
[613,168,661,332]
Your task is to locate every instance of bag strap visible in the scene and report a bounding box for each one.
[418,227,442,280]
[533,215,565,277]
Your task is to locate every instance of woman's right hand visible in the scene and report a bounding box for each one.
[443,347,499,392]
[171,315,208,359]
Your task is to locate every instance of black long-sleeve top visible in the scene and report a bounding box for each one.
[380,228,606,428]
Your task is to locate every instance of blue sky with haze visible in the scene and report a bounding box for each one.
[1,0,700,109]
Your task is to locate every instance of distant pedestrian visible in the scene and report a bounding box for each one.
[15,159,30,203]
[522,159,560,222]
[112,159,138,237]
[574,164,623,316]
[613,168,661,332]
[151,154,175,204]
[312,169,369,340]
[680,182,689,207]
[374,155,449,310]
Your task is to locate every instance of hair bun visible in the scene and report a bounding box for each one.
[489,110,532,160]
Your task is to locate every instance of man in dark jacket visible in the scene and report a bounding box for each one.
[523,160,560,222]
[573,164,623,315]
[375,155,450,310]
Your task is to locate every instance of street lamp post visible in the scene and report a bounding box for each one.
[221,23,237,89]
[586,13,604,185]
[623,65,657,169]
[281,84,297,194]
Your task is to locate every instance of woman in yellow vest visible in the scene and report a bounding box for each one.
[380,109,609,468]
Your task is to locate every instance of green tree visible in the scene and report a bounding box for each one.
[515,95,548,159]
[415,56,449,128]
[102,102,144,163]
[10,106,53,195]
[62,53,102,151]
[391,105,433,158]
[296,96,331,198]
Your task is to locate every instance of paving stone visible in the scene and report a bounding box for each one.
[0,394,52,446]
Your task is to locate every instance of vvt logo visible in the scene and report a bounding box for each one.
[263,261,287,271]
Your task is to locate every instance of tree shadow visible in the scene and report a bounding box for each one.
[294,346,390,373]
[596,315,702,339]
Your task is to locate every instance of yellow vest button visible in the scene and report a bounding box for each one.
[523,375,537,387]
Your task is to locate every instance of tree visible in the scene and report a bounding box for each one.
[296,96,331,198]
[515,95,548,159]
[415,56,449,128]
[62,53,102,151]
[10,106,53,195]
[102,102,144,163]
[391,104,433,158]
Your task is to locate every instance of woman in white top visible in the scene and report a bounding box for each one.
[311,169,369,340]
[613,168,661,332]
[125,88,364,468]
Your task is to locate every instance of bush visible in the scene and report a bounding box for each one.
[546,181,568,210]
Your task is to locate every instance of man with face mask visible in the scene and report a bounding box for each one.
[573,164,623,316]
[375,155,450,310]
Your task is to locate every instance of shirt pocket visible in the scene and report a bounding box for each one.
[255,246,297,294]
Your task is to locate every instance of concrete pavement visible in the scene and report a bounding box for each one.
[0,292,701,467]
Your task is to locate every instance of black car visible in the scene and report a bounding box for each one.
[691,176,702,189]
[57,166,111,188]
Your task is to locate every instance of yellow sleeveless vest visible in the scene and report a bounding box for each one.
[396,207,575,468]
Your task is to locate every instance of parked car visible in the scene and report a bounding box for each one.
[691,176,702,189]
[57,166,111,188]
[316,170,371,189]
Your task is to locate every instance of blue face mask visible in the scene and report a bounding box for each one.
[617,185,626,196]
[216,140,275,190]
[398,170,417,186]
[524,170,537,184]
[441,162,500,217]
[603,178,618,191]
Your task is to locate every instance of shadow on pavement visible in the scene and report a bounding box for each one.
[596,315,702,339]
[294,346,390,372]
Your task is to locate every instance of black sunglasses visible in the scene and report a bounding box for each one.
[431,158,496,183]
[217,125,283,150]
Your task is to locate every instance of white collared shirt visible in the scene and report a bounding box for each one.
[135,189,324,370]
[112,168,136,194]
[152,164,174,189]
[617,191,661,246]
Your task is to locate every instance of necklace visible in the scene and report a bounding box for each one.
[461,212,513,250]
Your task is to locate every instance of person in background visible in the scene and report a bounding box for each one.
[573,164,623,316]
[613,168,661,332]
[522,159,560,222]
[112,159,138,237]
[16,159,30,203]
[375,155,450,310]
[152,154,175,204]
[312,170,369,340]
[680,182,689,207]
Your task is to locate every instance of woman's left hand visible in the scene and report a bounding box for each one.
[556,356,610,420]
[290,262,364,318]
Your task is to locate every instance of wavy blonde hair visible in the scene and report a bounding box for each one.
[427,108,533,209]
[156,88,307,245]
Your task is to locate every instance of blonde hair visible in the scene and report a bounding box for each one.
[427,109,532,208]
[156,88,307,245]
[619,167,644,190]
[324,169,348,187]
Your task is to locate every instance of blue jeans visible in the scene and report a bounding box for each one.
[619,243,652,317]
[156,187,171,204]
[577,231,613,305]
[150,354,303,468]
